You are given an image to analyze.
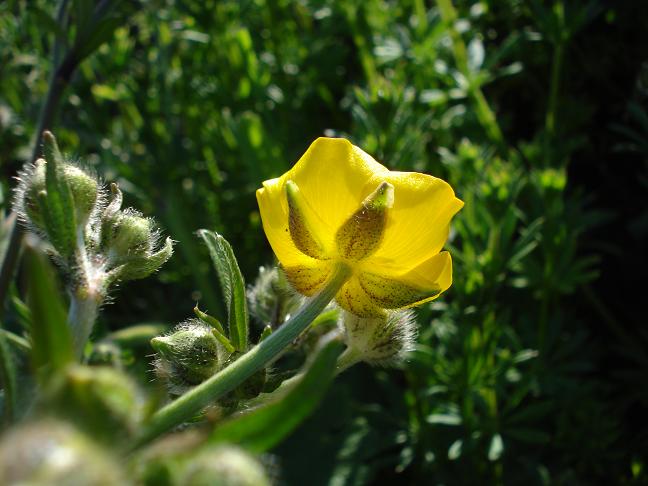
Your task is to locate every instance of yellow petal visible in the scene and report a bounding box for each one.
[369,172,463,271]
[355,251,453,311]
[283,260,333,296]
[283,138,390,243]
[335,277,385,318]
[256,179,315,268]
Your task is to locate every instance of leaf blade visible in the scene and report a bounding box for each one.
[198,230,248,351]
[24,241,73,380]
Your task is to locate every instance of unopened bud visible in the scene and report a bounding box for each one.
[179,446,271,486]
[0,420,126,485]
[152,320,222,393]
[17,159,99,231]
[105,210,154,258]
[248,265,302,326]
[43,365,144,443]
[339,309,417,367]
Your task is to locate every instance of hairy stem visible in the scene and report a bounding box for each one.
[133,263,352,449]
[335,346,362,374]
[68,294,101,358]
[68,227,104,358]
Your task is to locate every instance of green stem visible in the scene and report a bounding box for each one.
[545,43,563,138]
[68,294,100,358]
[133,263,352,448]
[544,40,564,168]
[436,0,505,151]
[335,346,362,374]
[67,228,103,358]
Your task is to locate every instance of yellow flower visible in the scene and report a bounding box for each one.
[256,138,463,317]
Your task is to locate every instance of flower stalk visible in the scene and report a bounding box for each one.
[133,263,352,449]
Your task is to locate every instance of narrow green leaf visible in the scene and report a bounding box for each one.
[30,6,69,48]
[488,433,504,461]
[198,230,248,351]
[448,439,463,460]
[426,413,462,426]
[103,323,168,348]
[0,325,17,424]
[209,336,344,452]
[76,16,123,61]
[505,427,551,444]
[24,241,73,379]
[0,329,31,353]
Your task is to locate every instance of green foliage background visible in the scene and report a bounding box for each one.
[1,0,647,484]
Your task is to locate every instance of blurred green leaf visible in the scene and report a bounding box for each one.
[24,241,73,379]
[0,325,16,424]
[506,427,551,445]
[103,323,168,348]
[30,6,69,48]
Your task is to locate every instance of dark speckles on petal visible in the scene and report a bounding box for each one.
[358,272,441,309]
[335,182,394,261]
[283,263,332,296]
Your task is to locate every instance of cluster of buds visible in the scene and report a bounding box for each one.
[13,132,173,353]
[15,131,173,289]
[338,309,418,369]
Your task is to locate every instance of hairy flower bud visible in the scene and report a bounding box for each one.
[179,446,271,486]
[247,265,302,326]
[339,309,417,367]
[0,420,126,485]
[104,210,154,258]
[152,320,223,394]
[42,365,144,443]
[17,158,99,232]
[100,185,174,283]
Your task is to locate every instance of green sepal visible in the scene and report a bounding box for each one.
[193,305,235,354]
[106,237,173,283]
[259,325,272,342]
[42,131,77,259]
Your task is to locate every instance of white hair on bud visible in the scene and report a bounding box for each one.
[339,309,418,367]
